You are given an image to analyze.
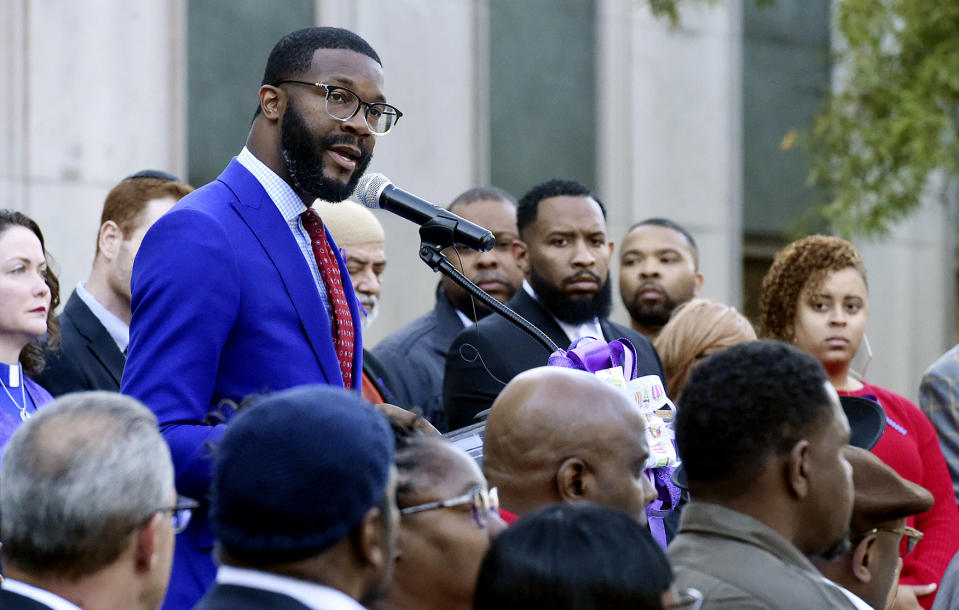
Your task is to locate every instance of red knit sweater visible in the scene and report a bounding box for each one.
[840,381,959,610]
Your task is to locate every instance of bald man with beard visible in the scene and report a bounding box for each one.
[482,367,657,524]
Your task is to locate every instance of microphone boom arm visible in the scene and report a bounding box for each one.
[417,219,560,354]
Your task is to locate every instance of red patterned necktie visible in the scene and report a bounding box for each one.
[300,208,354,388]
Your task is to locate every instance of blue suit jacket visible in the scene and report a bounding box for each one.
[121,159,363,609]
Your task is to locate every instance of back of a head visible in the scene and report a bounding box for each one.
[483,368,631,492]
[1,392,173,578]
[474,503,672,610]
[99,174,193,246]
[675,340,833,495]
[654,299,757,399]
[210,384,394,565]
[314,200,385,246]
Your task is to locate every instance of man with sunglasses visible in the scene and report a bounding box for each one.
[121,27,402,609]
[813,446,934,610]
[0,392,185,610]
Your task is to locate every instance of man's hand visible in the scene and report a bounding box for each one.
[891,583,936,610]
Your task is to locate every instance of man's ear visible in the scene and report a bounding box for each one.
[556,457,590,503]
[511,240,530,276]
[353,506,387,570]
[134,513,162,573]
[693,271,705,295]
[786,439,811,499]
[258,85,285,121]
[98,221,123,261]
[851,534,877,584]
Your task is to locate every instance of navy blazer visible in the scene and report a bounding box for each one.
[37,290,125,396]
[0,589,56,609]
[443,288,665,430]
[193,584,312,610]
[121,159,363,609]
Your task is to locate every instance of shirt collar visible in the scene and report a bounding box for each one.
[2,578,83,610]
[75,281,129,352]
[236,146,311,222]
[216,565,368,610]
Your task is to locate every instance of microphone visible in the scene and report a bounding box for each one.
[355,173,496,252]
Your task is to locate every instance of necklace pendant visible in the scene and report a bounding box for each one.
[20,409,30,422]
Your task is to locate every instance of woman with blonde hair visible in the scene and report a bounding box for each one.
[759,234,959,610]
[654,298,756,400]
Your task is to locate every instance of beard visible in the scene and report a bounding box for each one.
[529,267,613,325]
[624,280,687,327]
[280,100,373,202]
[359,293,380,329]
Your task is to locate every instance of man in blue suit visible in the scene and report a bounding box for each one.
[121,27,403,609]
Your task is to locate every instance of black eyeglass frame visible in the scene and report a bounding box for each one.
[274,80,403,135]
[134,495,200,535]
[399,486,499,528]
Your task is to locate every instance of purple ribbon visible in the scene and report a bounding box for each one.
[548,336,679,549]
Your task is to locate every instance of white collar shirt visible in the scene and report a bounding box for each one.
[2,578,82,610]
[236,146,329,316]
[75,281,129,353]
[522,280,603,345]
[216,565,368,610]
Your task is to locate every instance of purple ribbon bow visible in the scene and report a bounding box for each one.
[548,336,680,549]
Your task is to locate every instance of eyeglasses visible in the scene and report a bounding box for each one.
[855,525,923,557]
[138,496,199,535]
[399,486,499,528]
[275,80,403,135]
[664,587,704,610]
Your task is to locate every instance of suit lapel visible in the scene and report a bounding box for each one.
[509,289,572,349]
[65,292,125,385]
[219,160,338,385]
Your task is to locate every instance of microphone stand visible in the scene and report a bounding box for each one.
[416,219,560,354]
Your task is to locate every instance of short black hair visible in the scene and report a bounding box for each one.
[626,218,699,261]
[516,178,606,237]
[474,503,673,610]
[254,27,381,118]
[447,186,516,212]
[676,340,834,490]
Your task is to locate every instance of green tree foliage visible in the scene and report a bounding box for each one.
[808,0,959,236]
[645,0,959,236]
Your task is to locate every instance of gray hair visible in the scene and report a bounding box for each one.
[1,392,174,577]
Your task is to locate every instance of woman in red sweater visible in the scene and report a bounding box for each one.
[759,235,959,610]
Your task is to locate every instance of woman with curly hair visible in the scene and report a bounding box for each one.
[0,210,59,456]
[653,298,756,401]
[759,234,959,610]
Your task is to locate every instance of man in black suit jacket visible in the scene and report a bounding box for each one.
[37,171,191,395]
[0,393,178,609]
[443,178,665,430]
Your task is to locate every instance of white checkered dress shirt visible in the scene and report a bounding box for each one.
[236,147,330,317]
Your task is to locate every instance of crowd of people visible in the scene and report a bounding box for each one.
[2,24,959,610]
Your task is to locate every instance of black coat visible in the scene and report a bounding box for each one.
[36,291,125,396]
[0,588,58,609]
[193,584,312,610]
[442,288,664,430]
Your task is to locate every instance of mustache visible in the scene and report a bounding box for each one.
[474,271,513,286]
[321,133,371,159]
[633,280,665,296]
[563,270,602,286]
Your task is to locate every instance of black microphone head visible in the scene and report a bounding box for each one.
[354,173,392,209]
